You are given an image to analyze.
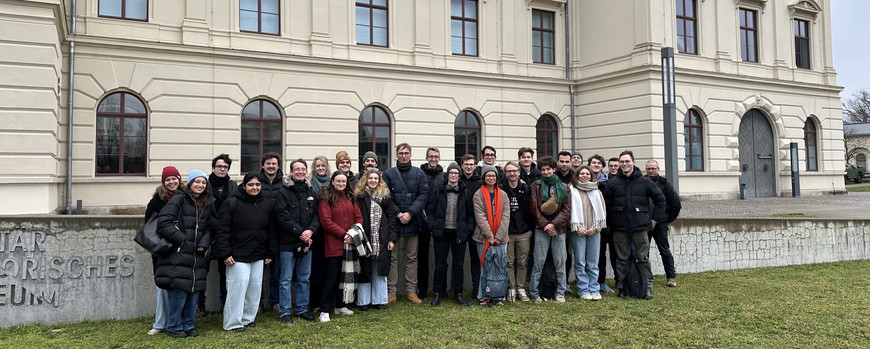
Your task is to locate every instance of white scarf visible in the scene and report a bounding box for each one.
[569,183,607,233]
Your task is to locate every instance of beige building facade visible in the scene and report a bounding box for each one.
[0,0,845,214]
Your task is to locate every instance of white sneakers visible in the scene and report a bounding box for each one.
[591,293,602,301]
[580,293,594,300]
[146,328,163,335]
[517,289,530,302]
[507,289,516,302]
[555,296,566,303]
[334,307,354,316]
[319,312,330,323]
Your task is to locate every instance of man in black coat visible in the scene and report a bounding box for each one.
[458,153,482,296]
[426,163,474,306]
[198,154,238,316]
[644,159,682,288]
[603,150,666,300]
[274,159,321,323]
[259,152,284,311]
[417,147,444,299]
[382,143,429,304]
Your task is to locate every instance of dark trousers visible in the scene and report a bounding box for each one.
[613,230,653,292]
[467,238,480,296]
[260,253,280,307]
[432,230,466,297]
[198,260,227,310]
[597,228,620,284]
[319,257,346,313]
[418,229,431,298]
[648,223,676,279]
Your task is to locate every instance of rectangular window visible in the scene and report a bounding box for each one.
[451,0,478,56]
[356,0,388,46]
[739,8,758,62]
[532,10,555,64]
[676,0,697,54]
[794,19,810,69]
[98,0,147,21]
[240,0,280,35]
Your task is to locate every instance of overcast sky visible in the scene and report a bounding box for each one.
[831,0,869,100]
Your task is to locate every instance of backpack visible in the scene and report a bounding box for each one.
[481,246,509,300]
[622,248,649,299]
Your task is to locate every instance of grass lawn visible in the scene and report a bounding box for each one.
[4,260,870,348]
[846,185,870,192]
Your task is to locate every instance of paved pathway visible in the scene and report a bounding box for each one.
[680,188,870,220]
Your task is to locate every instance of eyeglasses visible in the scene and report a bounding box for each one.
[214,165,229,170]
[448,172,460,176]
[505,170,520,174]
[483,153,495,157]
[398,152,411,156]
[646,168,658,171]
[618,160,632,164]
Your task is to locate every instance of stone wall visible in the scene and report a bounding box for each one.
[1,216,867,327]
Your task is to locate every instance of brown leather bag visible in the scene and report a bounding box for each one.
[540,195,558,216]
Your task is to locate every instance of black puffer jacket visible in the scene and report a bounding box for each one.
[602,166,666,232]
[649,176,682,223]
[357,193,397,280]
[213,186,276,263]
[520,163,542,186]
[382,162,429,236]
[427,178,474,244]
[155,191,215,292]
[274,176,321,251]
[259,169,284,205]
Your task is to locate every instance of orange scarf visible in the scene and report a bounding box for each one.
[480,184,502,267]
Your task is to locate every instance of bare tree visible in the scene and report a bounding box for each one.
[844,127,870,162]
[843,89,870,123]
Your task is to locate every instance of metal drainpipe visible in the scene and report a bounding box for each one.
[65,0,76,214]
[565,3,575,152]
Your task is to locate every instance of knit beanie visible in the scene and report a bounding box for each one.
[187,169,207,184]
[161,166,181,183]
[447,162,461,174]
[572,151,583,159]
[336,150,351,168]
[362,151,378,164]
[481,165,498,178]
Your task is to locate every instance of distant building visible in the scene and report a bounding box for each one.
[844,123,870,169]
[0,0,845,214]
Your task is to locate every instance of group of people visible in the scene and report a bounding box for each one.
[143,144,681,338]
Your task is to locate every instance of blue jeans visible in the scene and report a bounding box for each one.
[152,287,169,330]
[570,232,601,296]
[278,251,312,317]
[223,260,264,330]
[166,289,198,332]
[529,229,567,300]
[476,241,508,301]
[357,259,388,306]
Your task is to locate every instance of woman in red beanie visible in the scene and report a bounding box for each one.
[144,166,184,335]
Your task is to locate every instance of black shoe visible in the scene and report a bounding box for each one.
[643,292,653,300]
[297,312,315,321]
[166,331,187,338]
[245,322,256,328]
[453,294,468,306]
[618,291,628,299]
[359,305,369,311]
[374,304,386,310]
[430,295,440,307]
[281,315,294,324]
[231,327,245,332]
[194,304,207,319]
[185,329,199,337]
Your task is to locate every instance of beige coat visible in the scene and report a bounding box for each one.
[471,187,511,244]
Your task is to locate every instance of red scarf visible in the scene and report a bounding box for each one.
[479,184,502,267]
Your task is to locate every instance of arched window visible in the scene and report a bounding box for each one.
[241,99,282,173]
[454,110,481,163]
[96,92,147,175]
[535,115,559,158]
[359,105,391,171]
[804,119,818,171]
[684,109,704,171]
[857,154,867,169]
